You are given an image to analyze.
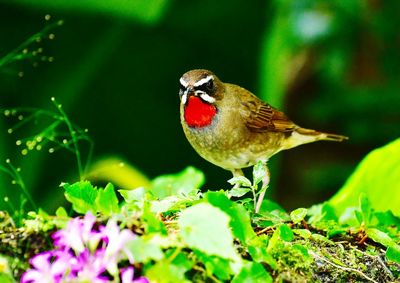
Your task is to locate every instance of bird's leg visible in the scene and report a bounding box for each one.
[255,163,270,213]
[231,168,244,189]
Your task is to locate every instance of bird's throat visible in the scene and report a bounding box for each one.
[184,96,217,128]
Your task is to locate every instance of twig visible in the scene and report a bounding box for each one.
[309,250,379,283]
[192,265,222,283]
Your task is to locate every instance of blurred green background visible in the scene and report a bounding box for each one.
[0,0,399,212]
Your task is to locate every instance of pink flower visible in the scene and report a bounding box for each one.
[22,212,148,283]
[20,251,71,283]
[102,219,136,275]
[52,212,103,253]
[121,267,150,283]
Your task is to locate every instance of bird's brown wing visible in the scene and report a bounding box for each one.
[240,91,297,133]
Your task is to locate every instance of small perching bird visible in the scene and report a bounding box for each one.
[179,69,347,212]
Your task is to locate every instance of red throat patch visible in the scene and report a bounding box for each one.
[184,96,217,128]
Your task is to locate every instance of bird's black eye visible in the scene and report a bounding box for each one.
[196,79,214,93]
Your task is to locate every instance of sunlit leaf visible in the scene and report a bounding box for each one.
[232,261,272,283]
[178,202,238,260]
[279,224,294,242]
[386,245,400,264]
[290,208,308,224]
[151,167,204,199]
[146,260,190,283]
[63,181,97,214]
[95,183,119,216]
[127,236,164,264]
[330,138,400,216]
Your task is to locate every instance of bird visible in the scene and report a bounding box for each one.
[179,69,347,212]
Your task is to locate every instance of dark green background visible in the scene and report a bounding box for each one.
[1,0,399,212]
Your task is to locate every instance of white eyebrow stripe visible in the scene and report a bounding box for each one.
[197,91,216,103]
[180,77,189,88]
[194,75,214,87]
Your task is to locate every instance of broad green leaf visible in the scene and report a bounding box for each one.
[279,224,294,242]
[290,208,308,224]
[258,199,287,213]
[127,236,164,264]
[205,192,257,245]
[386,245,400,264]
[178,202,238,260]
[151,167,204,199]
[63,181,97,214]
[232,261,272,283]
[330,138,400,216]
[95,183,119,216]
[366,228,394,248]
[146,260,190,283]
[228,176,252,188]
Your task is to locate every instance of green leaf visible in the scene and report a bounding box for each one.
[293,229,312,239]
[248,244,277,270]
[55,206,68,217]
[252,161,265,187]
[227,176,252,188]
[386,245,400,263]
[330,138,400,216]
[178,202,238,260]
[95,183,119,216]
[228,186,251,198]
[366,228,394,248]
[290,208,308,224]
[195,251,233,281]
[63,181,98,214]
[151,167,204,199]
[204,192,257,245]
[127,236,164,263]
[232,261,272,283]
[279,224,294,242]
[146,260,190,283]
[119,187,147,204]
[142,201,167,234]
[165,250,194,272]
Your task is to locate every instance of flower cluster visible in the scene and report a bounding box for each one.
[21,213,148,283]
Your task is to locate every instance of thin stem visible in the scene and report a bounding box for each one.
[52,98,83,180]
[7,160,37,210]
[0,20,62,68]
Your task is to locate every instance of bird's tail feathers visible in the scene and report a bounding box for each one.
[296,127,348,142]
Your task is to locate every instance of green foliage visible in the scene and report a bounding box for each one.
[330,138,400,216]
[63,181,119,216]
[178,202,238,260]
[151,166,204,199]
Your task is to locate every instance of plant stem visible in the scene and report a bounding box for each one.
[52,98,84,180]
